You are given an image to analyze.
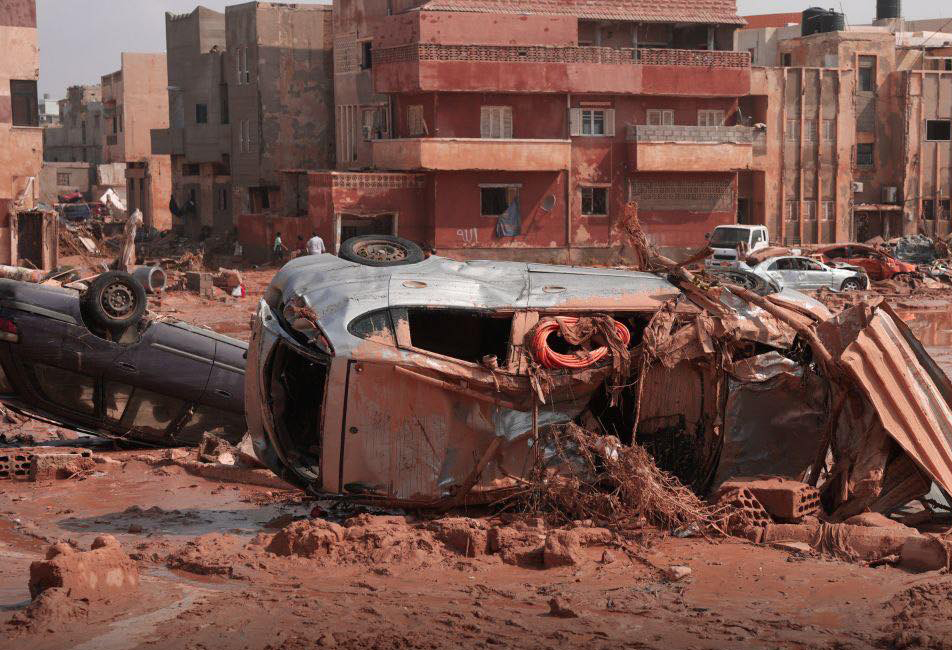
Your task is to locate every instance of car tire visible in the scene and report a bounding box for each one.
[339,235,425,267]
[81,271,147,330]
[840,278,863,292]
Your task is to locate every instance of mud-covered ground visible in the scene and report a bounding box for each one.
[2,269,952,649]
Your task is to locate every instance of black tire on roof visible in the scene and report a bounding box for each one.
[339,235,425,267]
[81,271,147,331]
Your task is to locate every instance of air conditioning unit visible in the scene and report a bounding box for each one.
[851,181,864,193]
[882,186,898,204]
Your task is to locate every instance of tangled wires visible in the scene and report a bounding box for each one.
[530,316,631,370]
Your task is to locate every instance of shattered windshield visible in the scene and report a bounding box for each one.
[710,228,750,248]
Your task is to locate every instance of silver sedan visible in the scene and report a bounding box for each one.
[747,256,868,292]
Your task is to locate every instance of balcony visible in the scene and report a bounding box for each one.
[374,45,751,96]
[373,138,572,172]
[627,125,754,172]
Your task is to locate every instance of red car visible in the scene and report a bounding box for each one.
[816,244,917,282]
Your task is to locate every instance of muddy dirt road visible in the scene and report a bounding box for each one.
[2,273,952,649]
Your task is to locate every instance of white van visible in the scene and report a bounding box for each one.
[704,225,769,269]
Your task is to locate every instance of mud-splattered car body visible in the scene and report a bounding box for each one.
[246,255,836,500]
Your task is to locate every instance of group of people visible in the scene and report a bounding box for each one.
[272,230,326,264]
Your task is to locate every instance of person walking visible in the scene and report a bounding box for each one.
[306,230,326,255]
[272,231,288,264]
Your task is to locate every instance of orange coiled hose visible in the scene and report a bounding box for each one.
[531,317,631,370]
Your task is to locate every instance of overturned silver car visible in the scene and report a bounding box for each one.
[247,241,952,520]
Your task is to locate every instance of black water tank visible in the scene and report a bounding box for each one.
[820,11,846,33]
[802,7,827,36]
[877,0,901,20]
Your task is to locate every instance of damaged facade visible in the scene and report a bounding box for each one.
[102,53,173,231]
[738,8,952,243]
[316,0,752,263]
[42,85,104,165]
[0,0,56,270]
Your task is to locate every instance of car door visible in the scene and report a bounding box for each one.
[769,258,804,289]
[797,258,834,289]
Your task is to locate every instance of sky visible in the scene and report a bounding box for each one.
[36,0,940,100]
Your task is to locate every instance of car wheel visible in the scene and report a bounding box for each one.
[840,278,863,292]
[339,235,425,267]
[82,271,147,330]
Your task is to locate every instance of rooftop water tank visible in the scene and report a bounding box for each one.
[876,0,901,21]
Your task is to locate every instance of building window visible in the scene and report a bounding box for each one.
[856,143,874,167]
[407,105,425,137]
[785,200,799,221]
[581,187,608,216]
[239,119,254,154]
[480,186,518,217]
[118,106,124,132]
[646,109,674,126]
[940,199,951,220]
[823,119,836,143]
[360,41,373,70]
[249,187,270,212]
[362,106,389,141]
[182,163,200,176]
[236,46,250,85]
[803,119,818,143]
[11,80,39,127]
[803,200,817,221]
[480,106,513,139]
[923,199,936,220]
[785,119,799,142]
[822,201,835,221]
[698,110,725,127]
[196,104,208,124]
[858,55,876,92]
[926,120,952,142]
[220,84,229,125]
[782,53,792,67]
[57,172,71,186]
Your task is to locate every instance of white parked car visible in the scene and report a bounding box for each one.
[704,225,770,269]
[748,255,868,292]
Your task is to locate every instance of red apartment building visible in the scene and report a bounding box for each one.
[274,0,750,263]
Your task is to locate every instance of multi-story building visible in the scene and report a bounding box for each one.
[738,6,952,242]
[282,0,751,263]
[226,2,335,221]
[0,0,56,269]
[38,93,59,126]
[102,53,173,230]
[43,85,104,164]
[152,7,232,237]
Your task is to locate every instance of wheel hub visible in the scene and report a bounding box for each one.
[354,241,408,262]
[101,281,135,318]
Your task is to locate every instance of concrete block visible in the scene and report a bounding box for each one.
[29,450,95,481]
[185,271,214,298]
[0,450,32,480]
[720,478,820,521]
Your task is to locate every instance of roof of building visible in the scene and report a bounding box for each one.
[415,0,745,25]
[739,13,801,29]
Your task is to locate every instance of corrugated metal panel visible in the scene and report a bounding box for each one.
[839,309,952,496]
[418,0,746,24]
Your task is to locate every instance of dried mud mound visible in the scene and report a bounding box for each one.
[881,579,952,650]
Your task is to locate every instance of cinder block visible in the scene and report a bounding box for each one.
[29,450,95,481]
[185,271,214,298]
[0,451,32,480]
[720,478,821,521]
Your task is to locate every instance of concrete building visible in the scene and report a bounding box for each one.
[102,53,173,230]
[38,93,59,126]
[226,2,335,221]
[739,7,952,242]
[238,0,752,262]
[43,85,104,164]
[152,7,233,237]
[0,0,56,270]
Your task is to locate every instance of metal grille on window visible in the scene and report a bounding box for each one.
[480,106,512,139]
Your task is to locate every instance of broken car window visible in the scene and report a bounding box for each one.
[104,381,134,420]
[33,364,96,415]
[177,405,246,441]
[398,308,512,365]
[111,388,186,438]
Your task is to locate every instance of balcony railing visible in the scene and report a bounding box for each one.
[375,44,751,69]
[627,125,755,144]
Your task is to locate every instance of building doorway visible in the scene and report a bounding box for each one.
[737,198,751,225]
[336,213,397,251]
[854,207,902,242]
[16,211,45,269]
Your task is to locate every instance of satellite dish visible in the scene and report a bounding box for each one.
[541,195,556,212]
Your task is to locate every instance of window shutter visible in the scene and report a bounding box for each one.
[663,110,674,126]
[502,107,513,139]
[480,106,491,138]
[647,110,659,126]
[569,108,582,136]
[604,109,615,137]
